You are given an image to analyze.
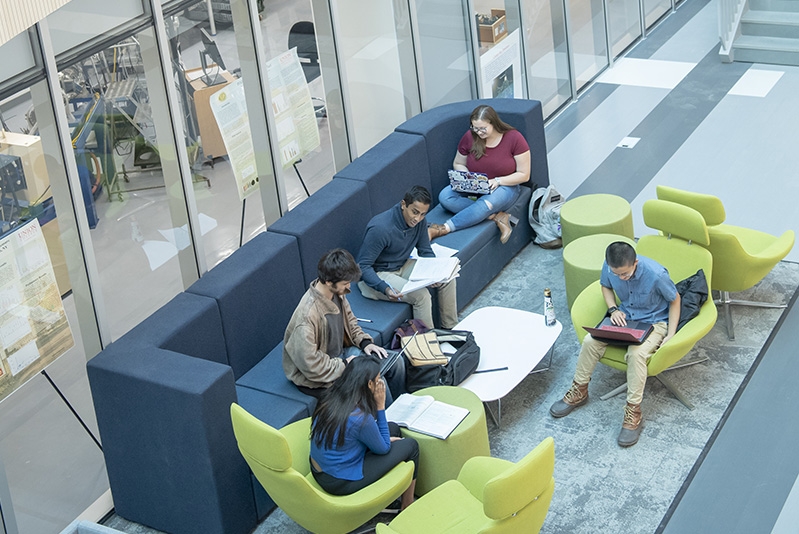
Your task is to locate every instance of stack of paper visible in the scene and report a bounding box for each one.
[401,257,460,293]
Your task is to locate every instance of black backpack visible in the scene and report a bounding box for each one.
[404,330,480,393]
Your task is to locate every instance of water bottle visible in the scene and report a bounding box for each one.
[544,288,556,326]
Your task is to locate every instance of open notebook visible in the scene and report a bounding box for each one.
[385,394,469,440]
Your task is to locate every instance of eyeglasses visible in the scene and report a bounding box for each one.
[610,265,636,280]
[471,125,488,134]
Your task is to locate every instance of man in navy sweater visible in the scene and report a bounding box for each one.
[358,186,458,329]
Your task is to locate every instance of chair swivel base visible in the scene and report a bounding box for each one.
[598,356,709,410]
[715,290,788,340]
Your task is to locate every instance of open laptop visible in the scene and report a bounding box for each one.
[583,317,653,345]
[448,169,491,195]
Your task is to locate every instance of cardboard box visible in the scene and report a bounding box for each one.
[477,9,508,45]
[186,67,237,159]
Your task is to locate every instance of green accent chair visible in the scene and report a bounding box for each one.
[570,200,717,409]
[559,193,635,247]
[229,403,414,534]
[376,437,555,534]
[656,185,795,340]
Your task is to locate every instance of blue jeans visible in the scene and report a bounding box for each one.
[438,184,521,230]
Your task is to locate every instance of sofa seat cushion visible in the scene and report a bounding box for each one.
[346,285,413,346]
[236,344,316,413]
[235,385,312,430]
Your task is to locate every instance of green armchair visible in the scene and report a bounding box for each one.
[229,403,414,534]
[656,185,795,339]
[570,199,717,409]
[376,437,555,534]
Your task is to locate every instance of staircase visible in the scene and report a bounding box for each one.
[730,0,799,64]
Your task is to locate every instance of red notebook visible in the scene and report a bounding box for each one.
[583,317,653,345]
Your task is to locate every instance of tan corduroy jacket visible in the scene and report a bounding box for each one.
[282,280,373,389]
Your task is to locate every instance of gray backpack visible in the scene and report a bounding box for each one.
[528,185,565,249]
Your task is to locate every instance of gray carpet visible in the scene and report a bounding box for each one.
[104,242,799,534]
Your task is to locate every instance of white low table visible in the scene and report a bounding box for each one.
[456,306,562,426]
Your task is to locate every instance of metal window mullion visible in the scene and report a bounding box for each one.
[229,0,285,222]
[35,19,109,352]
[312,0,352,172]
[146,0,207,280]
[562,0,579,100]
[465,0,484,98]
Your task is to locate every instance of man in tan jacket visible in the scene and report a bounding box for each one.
[283,249,405,400]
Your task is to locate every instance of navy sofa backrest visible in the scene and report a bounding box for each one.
[87,346,253,534]
[268,178,372,286]
[106,291,229,365]
[396,98,550,201]
[187,232,306,379]
[333,131,433,213]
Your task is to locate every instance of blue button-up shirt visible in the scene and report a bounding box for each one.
[600,255,677,324]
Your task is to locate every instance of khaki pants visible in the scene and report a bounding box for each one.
[358,259,458,329]
[573,322,668,405]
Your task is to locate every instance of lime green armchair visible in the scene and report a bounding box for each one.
[570,200,717,409]
[656,185,795,339]
[376,437,555,534]
[229,403,414,534]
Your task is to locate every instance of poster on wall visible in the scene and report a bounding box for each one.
[479,29,523,99]
[0,219,74,403]
[209,79,260,202]
[266,48,321,168]
[209,49,321,202]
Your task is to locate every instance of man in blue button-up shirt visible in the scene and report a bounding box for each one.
[550,241,681,447]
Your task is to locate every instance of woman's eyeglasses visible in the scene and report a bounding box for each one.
[471,125,488,134]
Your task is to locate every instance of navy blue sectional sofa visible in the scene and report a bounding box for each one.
[87,98,549,534]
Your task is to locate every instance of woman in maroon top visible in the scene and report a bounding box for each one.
[429,105,531,244]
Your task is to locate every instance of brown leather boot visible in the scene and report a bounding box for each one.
[617,402,643,447]
[428,223,449,241]
[493,211,512,244]
[549,381,589,418]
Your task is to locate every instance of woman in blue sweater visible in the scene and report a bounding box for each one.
[310,356,419,510]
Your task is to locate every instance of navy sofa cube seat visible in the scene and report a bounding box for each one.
[87,98,550,534]
[88,233,314,534]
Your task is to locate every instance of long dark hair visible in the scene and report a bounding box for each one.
[469,105,515,159]
[311,356,381,449]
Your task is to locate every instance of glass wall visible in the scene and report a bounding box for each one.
[645,0,672,28]
[0,32,107,531]
[608,0,643,57]
[258,0,338,207]
[409,0,477,110]
[521,0,571,116]
[566,0,608,90]
[55,23,194,340]
[161,0,268,269]
[473,0,527,99]
[328,0,421,157]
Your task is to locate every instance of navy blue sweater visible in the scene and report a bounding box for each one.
[358,203,434,294]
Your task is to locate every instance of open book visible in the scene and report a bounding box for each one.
[400,257,461,294]
[385,394,469,440]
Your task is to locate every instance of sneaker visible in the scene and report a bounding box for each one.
[549,381,589,418]
[381,498,402,514]
[617,402,643,447]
